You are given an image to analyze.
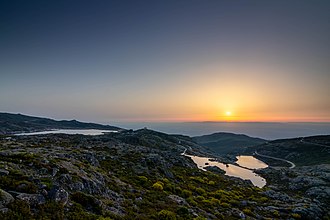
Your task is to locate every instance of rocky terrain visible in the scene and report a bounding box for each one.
[255,164,330,219]
[244,135,330,219]
[0,129,329,219]
[0,113,122,134]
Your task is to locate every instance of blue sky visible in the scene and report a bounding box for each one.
[1,0,329,122]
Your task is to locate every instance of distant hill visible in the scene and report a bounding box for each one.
[192,132,267,155]
[245,135,330,166]
[0,112,123,134]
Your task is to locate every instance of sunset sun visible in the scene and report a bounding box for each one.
[226,111,232,116]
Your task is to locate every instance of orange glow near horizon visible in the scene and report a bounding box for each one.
[76,60,329,123]
[113,107,330,122]
[113,112,330,123]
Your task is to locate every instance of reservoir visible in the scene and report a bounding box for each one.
[15,129,117,136]
[184,154,267,188]
[236,155,268,169]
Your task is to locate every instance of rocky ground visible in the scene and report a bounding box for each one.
[256,165,330,219]
[0,129,329,219]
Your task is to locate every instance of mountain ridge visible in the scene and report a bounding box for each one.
[0,112,123,134]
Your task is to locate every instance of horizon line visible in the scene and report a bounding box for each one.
[1,112,330,124]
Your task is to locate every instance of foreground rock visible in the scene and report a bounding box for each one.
[0,190,14,208]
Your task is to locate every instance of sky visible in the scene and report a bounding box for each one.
[1,0,330,123]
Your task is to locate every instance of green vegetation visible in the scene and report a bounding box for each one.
[71,192,102,214]
[0,130,328,219]
[158,209,176,220]
[246,136,330,166]
[152,181,164,191]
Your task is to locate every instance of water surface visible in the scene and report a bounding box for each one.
[15,129,117,136]
[236,155,268,169]
[184,154,267,188]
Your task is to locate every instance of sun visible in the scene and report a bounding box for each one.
[225,111,232,116]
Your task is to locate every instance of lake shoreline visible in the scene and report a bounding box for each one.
[182,151,268,188]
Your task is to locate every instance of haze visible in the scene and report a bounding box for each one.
[1,1,329,123]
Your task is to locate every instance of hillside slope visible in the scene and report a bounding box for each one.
[0,113,122,134]
[0,130,328,219]
[245,135,330,167]
[193,132,267,155]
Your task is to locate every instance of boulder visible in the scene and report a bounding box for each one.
[168,195,188,205]
[0,169,9,176]
[16,193,46,206]
[231,208,246,219]
[0,189,14,208]
[48,186,69,205]
[0,208,9,213]
[69,181,85,191]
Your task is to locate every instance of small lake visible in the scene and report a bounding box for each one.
[236,155,268,169]
[183,154,267,188]
[15,129,117,136]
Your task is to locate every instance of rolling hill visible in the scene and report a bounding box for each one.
[245,135,330,166]
[193,132,267,155]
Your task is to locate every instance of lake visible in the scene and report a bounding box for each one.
[183,154,267,188]
[236,155,268,169]
[15,129,117,136]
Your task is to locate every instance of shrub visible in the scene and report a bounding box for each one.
[187,184,196,191]
[174,186,182,195]
[243,208,253,216]
[291,213,301,219]
[272,210,280,217]
[186,197,198,206]
[208,181,215,185]
[195,187,206,195]
[67,203,98,220]
[229,199,239,206]
[164,183,175,192]
[193,217,207,220]
[210,197,220,206]
[220,202,230,208]
[195,196,205,202]
[213,189,227,199]
[202,199,212,206]
[162,178,170,184]
[176,206,189,216]
[37,201,64,219]
[71,192,102,214]
[181,189,192,198]
[258,197,268,202]
[0,200,33,220]
[189,176,204,183]
[138,176,149,186]
[158,209,176,220]
[152,182,164,191]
